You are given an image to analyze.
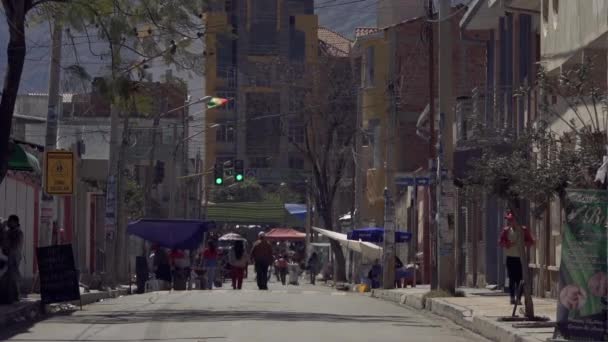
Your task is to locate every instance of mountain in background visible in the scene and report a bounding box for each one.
[0,1,377,93]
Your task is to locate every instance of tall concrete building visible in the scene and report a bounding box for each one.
[203,0,318,186]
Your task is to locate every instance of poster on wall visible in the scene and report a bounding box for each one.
[554,189,608,341]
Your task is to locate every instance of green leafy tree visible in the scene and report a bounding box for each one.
[465,58,607,319]
[0,0,209,183]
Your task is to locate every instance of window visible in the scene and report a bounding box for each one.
[365,46,375,87]
[288,122,305,144]
[215,123,235,142]
[250,157,270,168]
[247,63,272,87]
[288,155,304,169]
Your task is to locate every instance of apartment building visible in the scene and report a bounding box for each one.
[203,0,318,186]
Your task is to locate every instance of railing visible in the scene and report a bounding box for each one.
[456,86,517,147]
[248,43,279,56]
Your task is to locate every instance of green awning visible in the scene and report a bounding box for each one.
[206,201,303,226]
[8,142,41,173]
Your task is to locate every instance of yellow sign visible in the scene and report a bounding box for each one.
[44,151,74,195]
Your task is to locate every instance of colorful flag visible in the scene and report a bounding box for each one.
[207,97,229,109]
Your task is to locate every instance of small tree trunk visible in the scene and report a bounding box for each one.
[508,201,535,319]
[0,2,27,184]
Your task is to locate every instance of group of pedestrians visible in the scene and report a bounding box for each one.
[0,215,24,304]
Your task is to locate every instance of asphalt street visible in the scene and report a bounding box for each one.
[1,279,489,342]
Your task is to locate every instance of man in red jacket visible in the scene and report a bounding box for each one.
[499,211,535,304]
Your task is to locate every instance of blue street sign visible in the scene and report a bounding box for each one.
[395,176,415,186]
[415,177,431,186]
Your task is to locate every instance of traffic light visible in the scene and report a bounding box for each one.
[214,163,224,185]
[234,159,244,182]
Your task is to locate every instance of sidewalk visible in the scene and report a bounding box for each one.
[0,287,129,329]
[371,286,557,342]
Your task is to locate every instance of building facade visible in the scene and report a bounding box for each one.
[203,0,318,186]
[459,0,607,298]
[351,3,487,282]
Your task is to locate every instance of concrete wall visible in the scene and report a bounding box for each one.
[0,174,40,280]
[541,0,608,72]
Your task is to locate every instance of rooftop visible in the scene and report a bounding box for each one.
[318,27,353,57]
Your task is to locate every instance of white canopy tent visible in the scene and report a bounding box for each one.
[312,227,382,260]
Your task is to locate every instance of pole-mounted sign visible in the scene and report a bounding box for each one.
[44,151,74,195]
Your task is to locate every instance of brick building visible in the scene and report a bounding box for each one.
[351,5,487,283]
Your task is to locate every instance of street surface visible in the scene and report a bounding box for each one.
[1,279,488,342]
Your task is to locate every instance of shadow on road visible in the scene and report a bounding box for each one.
[37,309,437,327]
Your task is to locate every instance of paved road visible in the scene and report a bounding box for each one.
[1,280,488,342]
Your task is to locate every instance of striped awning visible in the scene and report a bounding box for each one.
[206,201,301,225]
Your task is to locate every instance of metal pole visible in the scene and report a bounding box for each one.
[426,0,436,288]
[382,188,396,288]
[437,0,455,294]
[183,98,190,218]
[41,21,63,248]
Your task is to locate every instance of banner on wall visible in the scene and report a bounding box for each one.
[554,189,608,341]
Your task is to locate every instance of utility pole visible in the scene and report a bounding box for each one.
[169,124,178,218]
[114,102,132,282]
[426,0,436,288]
[42,21,63,248]
[382,188,396,289]
[183,98,190,218]
[437,0,456,294]
[382,25,398,290]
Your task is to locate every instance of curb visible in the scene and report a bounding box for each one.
[369,289,545,342]
[0,288,129,330]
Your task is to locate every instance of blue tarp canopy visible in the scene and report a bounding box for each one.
[284,203,307,221]
[127,219,214,249]
[347,227,412,243]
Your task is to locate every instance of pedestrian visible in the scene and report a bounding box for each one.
[250,232,273,290]
[229,240,248,290]
[276,254,288,285]
[499,211,535,305]
[170,249,190,290]
[0,215,23,304]
[368,259,382,289]
[202,240,219,290]
[150,244,172,289]
[307,252,319,285]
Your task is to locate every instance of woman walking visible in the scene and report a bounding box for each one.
[276,254,289,285]
[307,252,319,285]
[202,240,219,289]
[229,240,248,290]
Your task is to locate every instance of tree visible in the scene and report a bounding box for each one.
[284,54,358,282]
[464,58,607,319]
[0,0,209,184]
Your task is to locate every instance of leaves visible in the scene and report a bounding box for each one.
[465,59,607,215]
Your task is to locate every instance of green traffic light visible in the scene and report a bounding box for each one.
[235,174,244,182]
[215,178,223,185]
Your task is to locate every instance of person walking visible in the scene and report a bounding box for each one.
[229,240,248,290]
[202,240,219,290]
[250,232,273,290]
[150,244,171,289]
[0,215,23,304]
[499,211,535,305]
[276,254,288,286]
[307,252,320,285]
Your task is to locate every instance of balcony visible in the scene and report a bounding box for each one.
[455,86,516,148]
